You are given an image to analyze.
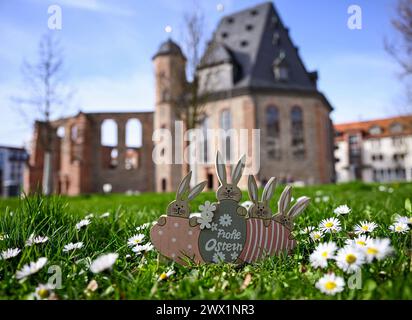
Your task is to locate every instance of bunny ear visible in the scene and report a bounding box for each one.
[231,155,246,185]
[176,171,192,200]
[262,177,277,203]
[288,196,310,219]
[215,151,227,186]
[187,181,207,200]
[278,185,292,215]
[248,175,259,203]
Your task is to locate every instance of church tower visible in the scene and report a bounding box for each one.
[152,39,187,192]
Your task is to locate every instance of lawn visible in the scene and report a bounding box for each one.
[0,182,411,300]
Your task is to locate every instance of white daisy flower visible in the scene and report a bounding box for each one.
[319,217,342,233]
[136,222,152,231]
[132,242,154,255]
[315,197,321,203]
[345,235,372,249]
[85,213,94,219]
[219,214,232,227]
[76,219,91,230]
[90,253,118,273]
[315,190,323,196]
[158,268,175,281]
[212,251,226,263]
[389,222,410,234]
[387,187,394,193]
[322,196,330,202]
[127,234,145,247]
[301,226,315,235]
[394,215,412,225]
[16,257,48,280]
[354,221,378,234]
[334,205,351,215]
[63,242,84,252]
[309,242,337,269]
[100,212,110,218]
[241,201,254,210]
[0,233,9,241]
[1,248,21,260]
[378,185,387,192]
[310,230,324,242]
[34,283,55,300]
[315,273,345,296]
[25,234,49,247]
[335,245,365,274]
[362,238,393,263]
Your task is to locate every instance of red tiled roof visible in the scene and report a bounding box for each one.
[334,115,412,141]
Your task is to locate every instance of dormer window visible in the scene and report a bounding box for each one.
[227,17,234,24]
[250,9,258,16]
[246,24,254,31]
[273,51,288,81]
[390,122,403,134]
[369,125,382,135]
[240,40,249,47]
[272,32,280,45]
[222,32,229,39]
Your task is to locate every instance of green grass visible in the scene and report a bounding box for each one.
[0,182,412,300]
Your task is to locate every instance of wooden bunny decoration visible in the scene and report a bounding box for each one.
[150,171,207,264]
[198,152,248,263]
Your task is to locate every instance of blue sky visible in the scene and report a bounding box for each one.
[0,0,405,147]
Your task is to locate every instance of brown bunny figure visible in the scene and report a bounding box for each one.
[156,171,207,227]
[273,185,310,231]
[247,176,277,227]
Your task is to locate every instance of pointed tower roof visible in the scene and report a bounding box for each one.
[200,2,320,91]
[152,38,186,60]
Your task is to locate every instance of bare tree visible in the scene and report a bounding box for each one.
[386,0,412,107]
[12,33,73,195]
[168,9,213,175]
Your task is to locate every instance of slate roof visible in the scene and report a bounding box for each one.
[199,2,318,91]
[153,38,186,60]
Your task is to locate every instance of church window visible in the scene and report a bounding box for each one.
[291,106,305,159]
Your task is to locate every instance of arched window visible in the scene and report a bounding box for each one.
[291,106,305,159]
[266,106,280,159]
[126,119,142,148]
[390,122,403,134]
[101,119,118,147]
[220,109,232,160]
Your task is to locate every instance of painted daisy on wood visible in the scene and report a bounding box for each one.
[76,218,91,230]
[319,217,342,233]
[316,273,345,296]
[0,248,21,260]
[16,257,48,280]
[197,201,215,229]
[128,234,145,247]
[335,245,365,274]
[354,221,378,234]
[309,242,337,269]
[63,242,84,252]
[90,253,118,273]
[334,205,351,215]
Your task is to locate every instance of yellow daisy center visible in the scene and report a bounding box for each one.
[345,253,357,264]
[395,226,402,231]
[38,288,50,299]
[314,234,320,239]
[159,273,168,280]
[367,247,378,255]
[356,240,366,246]
[325,222,334,228]
[361,225,369,231]
[321,251,328,258]
[324,281,337,291]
